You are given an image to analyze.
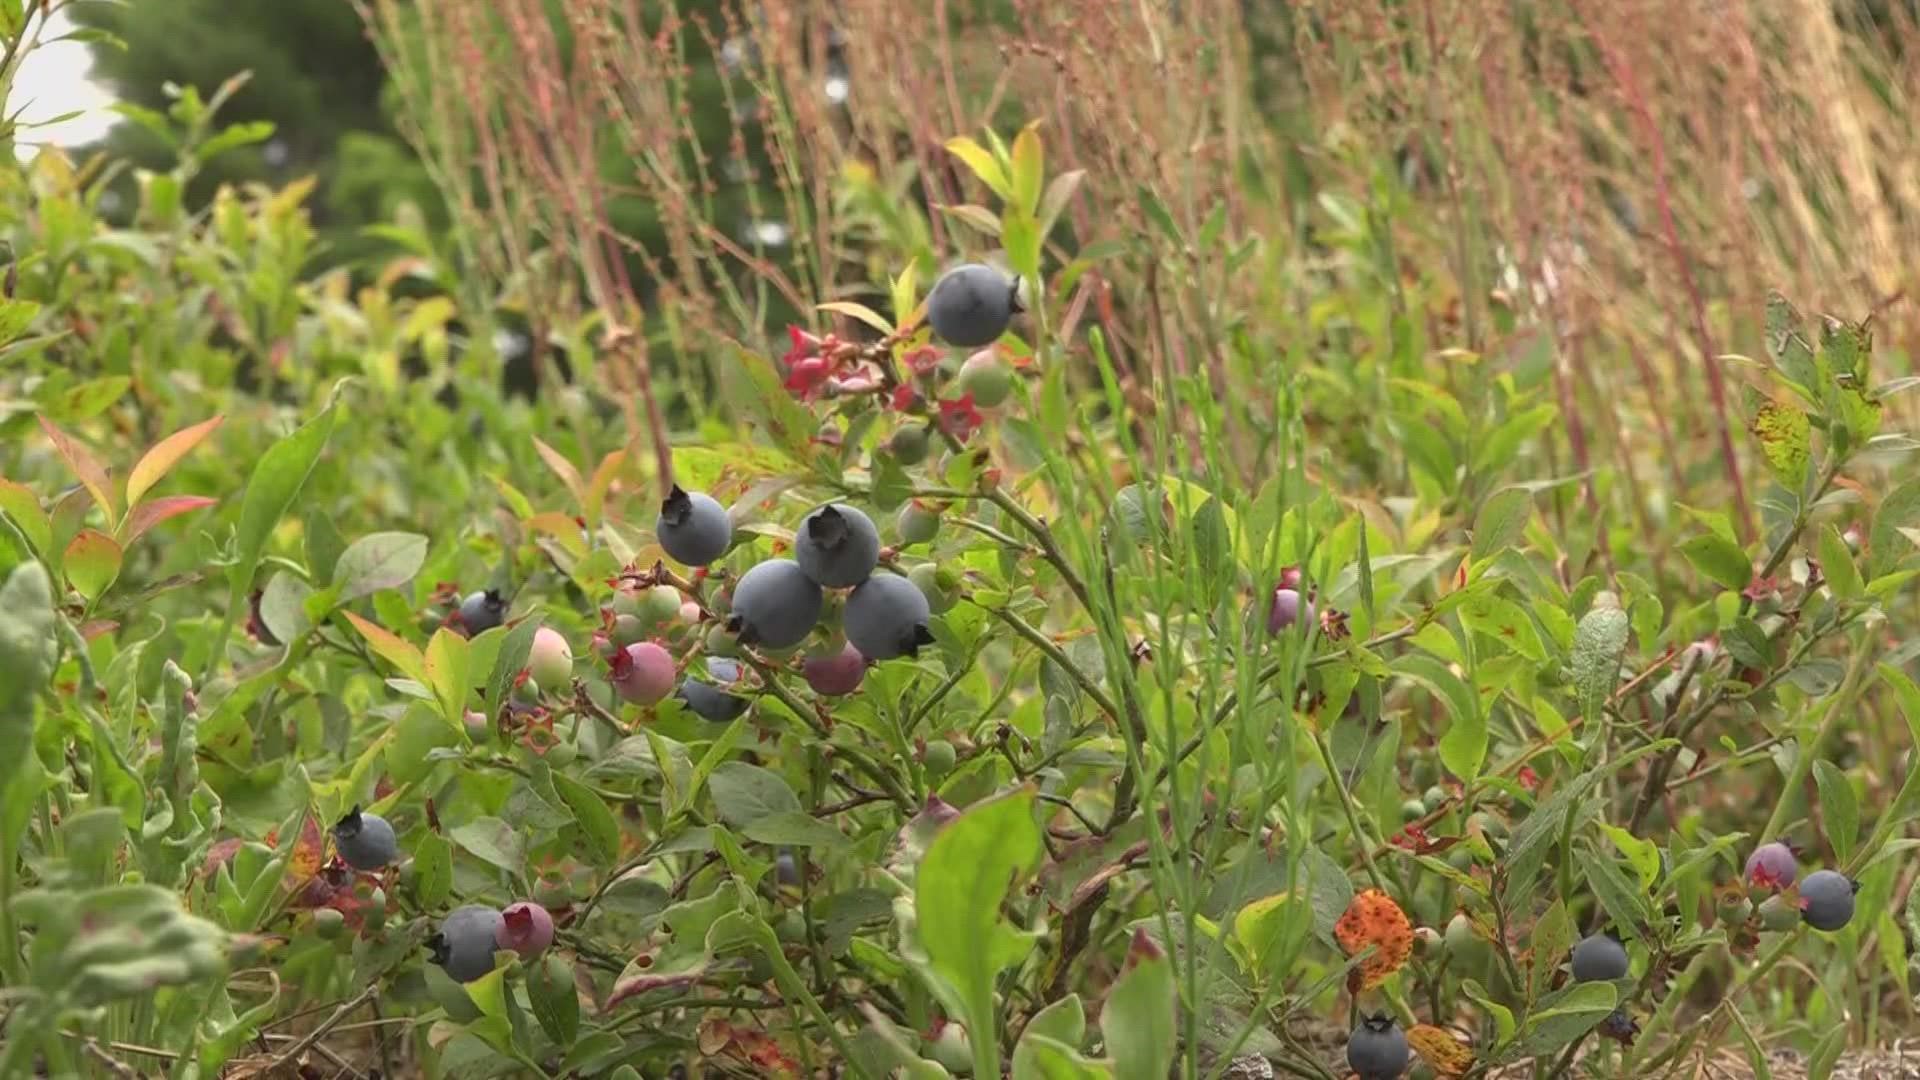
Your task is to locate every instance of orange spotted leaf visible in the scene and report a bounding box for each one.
[290,814,326,880]
[1333,889,1413,989]
[1407,1024,1474,1078]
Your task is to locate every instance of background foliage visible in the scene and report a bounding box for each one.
[0,0,1918,1077]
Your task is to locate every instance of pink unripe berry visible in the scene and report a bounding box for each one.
[611,641,677,705]
[1267,587,1315,635]
[529,627,574,693]
[497,901,555,958]
[802,643,867,696]
[1744,841,1798,891]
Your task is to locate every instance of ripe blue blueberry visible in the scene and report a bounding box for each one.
[677,658,749,721]
[331,806,398,871]
[655,486,733,566]
[794,503,881,588]
[1799,869,1857,931]
[1345,1014,1410,1079]
[1744,841,1797,891]
[429,904,505,983]
[458,589,507,635]
[1571,932,1629,982]
[845,572,934,661]
[775,850,802,886]
[728,559,823,650]
[926,263,1018,348]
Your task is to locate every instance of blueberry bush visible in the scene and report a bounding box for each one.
[5,4,1920,1079]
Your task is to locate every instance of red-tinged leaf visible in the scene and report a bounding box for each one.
[1407,1023,1474,1078]
[0,478,51,555]
[38,415,117,526]
[532,437,586,509]
[121,494,217,545]
[77,620,119,640]
[290,815,327,880]
[127,415,224,507]
[527,511,587,559]
[342,610,427,684]
[64,528,123,601]
[202,837,245,878]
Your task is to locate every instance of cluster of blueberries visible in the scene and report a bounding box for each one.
[330,808,554,983]
[1344,841,1859,1078]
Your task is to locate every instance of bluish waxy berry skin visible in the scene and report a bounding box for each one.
[794,504,881,588]
[1745,841,1798,891]
[677,658,749,721]
[458,589,507,634]
[1799,870,1857,931]
[655,486,733,566]
[926,263,1018,348]
[845,572,934,661]
[1571,933,1630,982]
[1267,587,1315,635]
[1346,1014,1410,1079]
[728,559,823,650]
[775,850,802,886]
[429,904,505,983]
[331,807,398,871]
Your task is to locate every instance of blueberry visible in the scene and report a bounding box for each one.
[497,901,555,958]
[428,904,505,983]
[896,501,942,546]
[528,627,574,694]
[727,559,823,650]
[677,658,749,721]
[957,348,1014,407]
[1267,587,1315,635]
[1570,933,1629,982]
[926,263,1018,348]
[331,806,398,871]
[611,641,677,705]
[1744,841,1797,891]
[775,850,802,885]
[1345,1014,1410,1079]
[458,589,507,635]
[845,572,934,661]
[888,424,931,465]
[1598,1008,1640,1045]
[908,563,959,614]
[794,504,881,588]
[1799,869,1857,931]
[802,643,866,696]
[655,486,733,566]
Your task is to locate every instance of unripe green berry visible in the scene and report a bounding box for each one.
[908,562,959,615]
[896,501,942,546]
[957,349,1014,408]
[889,424,931,465]
[923,740,957,776]
[313,907,347,940]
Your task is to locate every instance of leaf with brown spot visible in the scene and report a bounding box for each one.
[289,815,326,880]
[1407,1023,1474,1078]
[1333,889,1413,989]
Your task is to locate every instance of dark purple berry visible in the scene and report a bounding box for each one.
[802,643,866,696]
[728,559,823,650]
[927,263,1018,348]
[458,589,507,635]
[656,486,733,566]
[1345,1014,1410,1079]
[331,807,398,871]
[845,572,933,661]
[429,904,504,983]
[794,504,880,588]
[677,658,749,721]
[1570,933,1629,982]
[1799,870,1856,931]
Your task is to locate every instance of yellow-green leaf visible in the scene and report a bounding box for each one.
[1748,395,1809,490]
[945,136,1011,200]
[1816,525,1862,600]
[64,528,122,601]
[531,436,586,509]
[342,610,427,685]
[937,203,1002,237]
[423,627,472,726]
[1010,122,1044,218]
[0,478,51,556]
[816,300,893,335]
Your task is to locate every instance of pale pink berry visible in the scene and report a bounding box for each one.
[496,901,555,958]
[611,641,676,705]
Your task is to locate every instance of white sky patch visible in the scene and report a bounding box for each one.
[11,8,118,160]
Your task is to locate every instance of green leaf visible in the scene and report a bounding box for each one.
[1527,901,1575,1006]
[486,620,540,720]
[1869,476,1920,577]
[332,531,429,602]
[1231,890,1312,980]
[0,479,51,557]
[1814,526,1862,600]
[1599,824,1660,892]
[1010,123,1044,218]
[1747,391,1810,490]
[341,611,426,684]
[1495,981,1615,1062]
[1812,761,1857,865]
[1100,935,1176,1080]
[708,762,802,828]
[1583,841,1652,941]
[226,392,341,646]
[257,571,314,645]
[63,528,122,601]
[1570,596,1629,725]
[1765,291,1819,391]
[449,816,526,873]
[945,136,1011,200]
[1679,533,1751,591]
[422,627,472,725]
[412,831,452,909]
[1471,487,1533,563]
[528,954,580,1046]
[552,772,620,864]
[916,787,1043,1079]
[741,810,848,849]
[1460,592,1545,662]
